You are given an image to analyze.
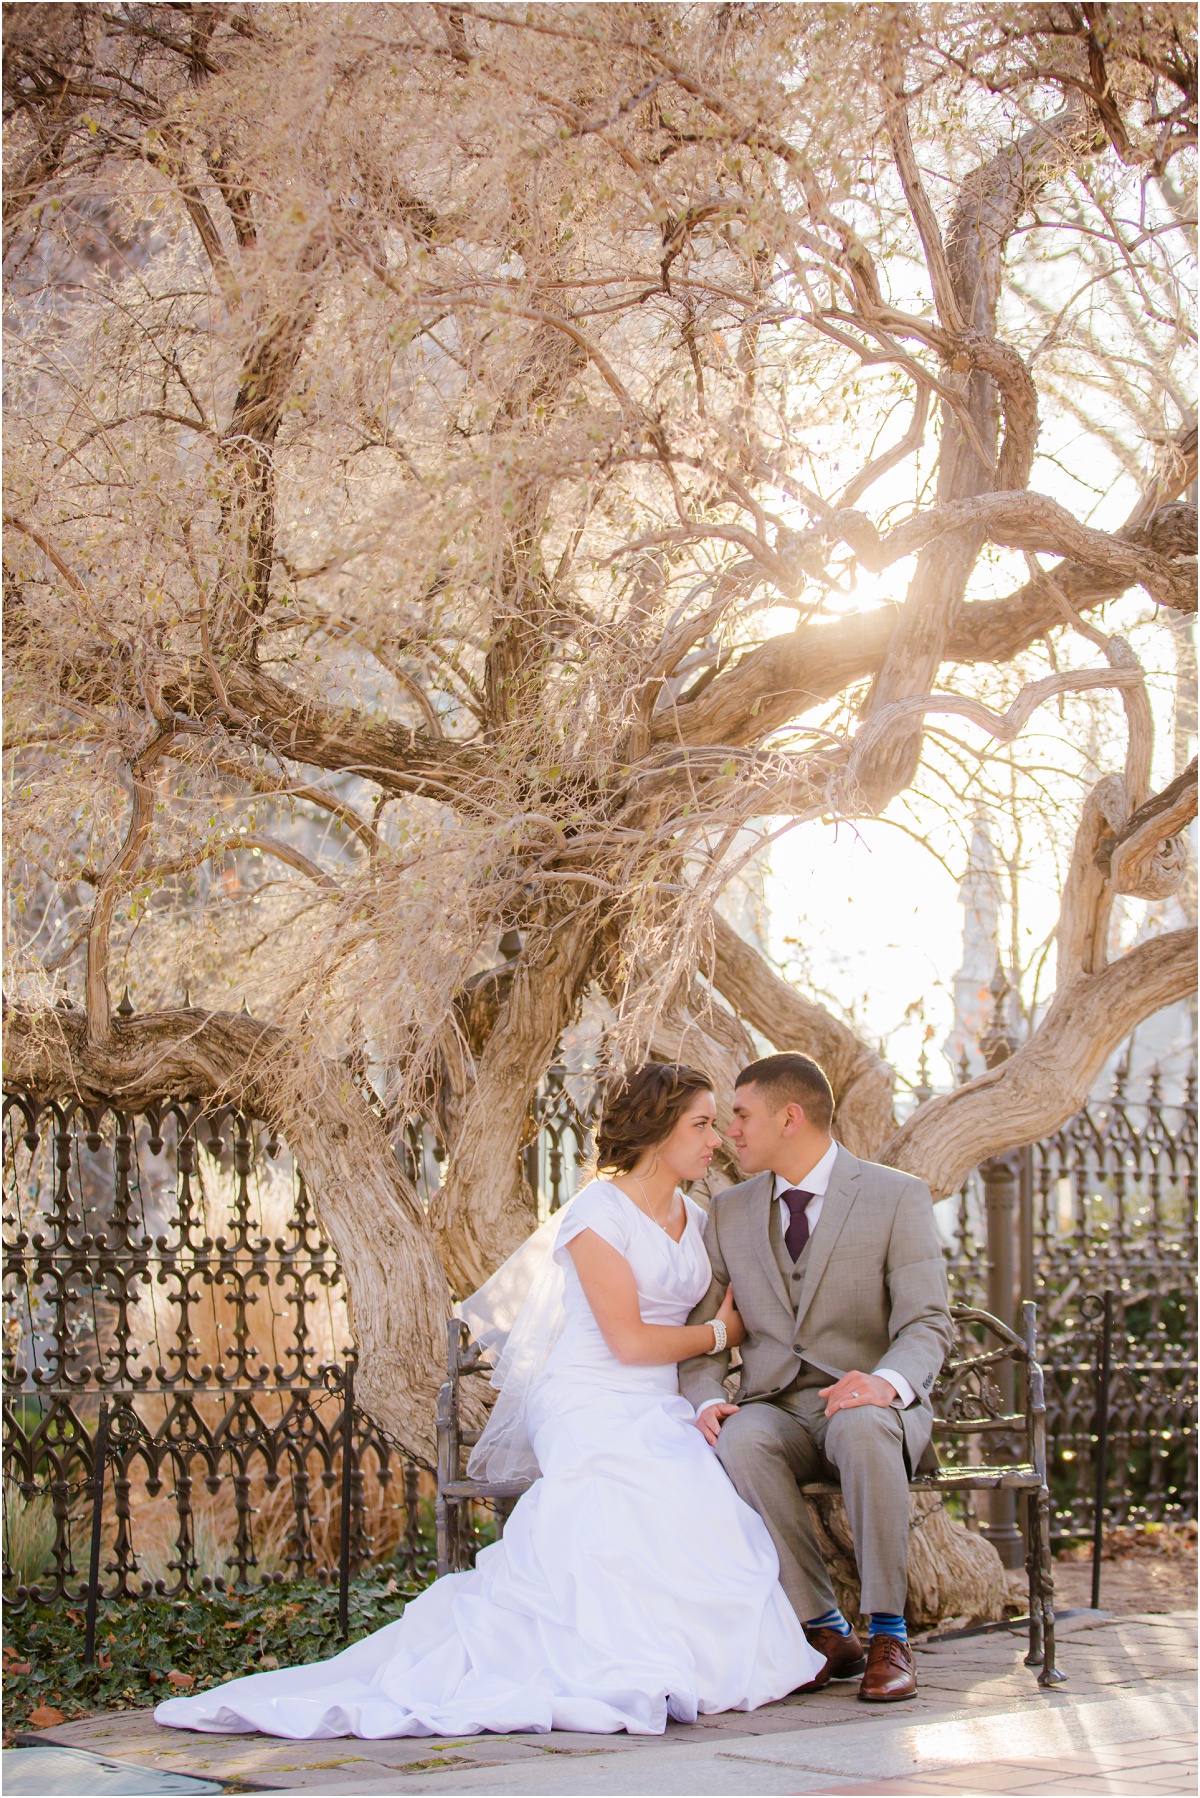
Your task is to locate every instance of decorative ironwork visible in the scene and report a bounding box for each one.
[1030,1059,1197,1533]
[2,1096,423,1607]
[523,1067,596,1218]
[5,1047,1194,1624]
[939,1057,1197,1533]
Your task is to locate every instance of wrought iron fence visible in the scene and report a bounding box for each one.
[521,1067,596,1219]
[1,1096,422,1608]
[4,1051,1195,1617]
[938,1057,1197,1534]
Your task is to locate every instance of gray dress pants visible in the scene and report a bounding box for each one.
[714,1386,910,1621]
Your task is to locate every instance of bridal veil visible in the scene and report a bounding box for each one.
[456,1189,585,1483]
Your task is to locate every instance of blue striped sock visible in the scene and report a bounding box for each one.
[869,1611,908,1642]
[805,1607,852,1637]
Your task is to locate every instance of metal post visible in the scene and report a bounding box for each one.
[338,1358,355,1641]
[1091,1289,1114,1610]
[84,1399,109,1666]
[436,1319,464,1577]
[402,1463,421,1578]
[978,967,1024,1571]
[982,1151,1024,1569]
[1020,1301,1045,1668]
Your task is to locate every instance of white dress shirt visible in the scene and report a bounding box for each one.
[696,1139,916,1414]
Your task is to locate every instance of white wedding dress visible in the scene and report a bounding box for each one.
[154,1181,822,1738]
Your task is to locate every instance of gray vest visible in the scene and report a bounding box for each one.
[768,1193,826,1391]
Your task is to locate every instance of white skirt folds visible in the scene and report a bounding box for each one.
[155,1377,821,1739]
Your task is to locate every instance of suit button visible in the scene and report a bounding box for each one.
[791,1270,802,1280]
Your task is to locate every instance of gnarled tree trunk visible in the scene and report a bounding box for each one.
[808,1493,1008,1635]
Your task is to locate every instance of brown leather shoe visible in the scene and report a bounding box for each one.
[794,1625,867,1691]
[858,1632,917,1702]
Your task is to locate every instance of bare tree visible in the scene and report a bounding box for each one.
[4,3,1196,1457]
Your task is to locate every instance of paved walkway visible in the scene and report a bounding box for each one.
[33,1610,1196,1795]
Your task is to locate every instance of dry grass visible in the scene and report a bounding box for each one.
[2,1482,56,1588]
[125,1462,424,1588]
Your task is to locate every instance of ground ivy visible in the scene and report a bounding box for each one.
[2,1564,439,1742]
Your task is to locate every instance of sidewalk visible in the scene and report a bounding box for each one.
[30,1610,1197,1796]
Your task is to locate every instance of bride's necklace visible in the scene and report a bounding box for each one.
[629,1173,676,1233]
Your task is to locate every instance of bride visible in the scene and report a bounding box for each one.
[155,1062,825,1739]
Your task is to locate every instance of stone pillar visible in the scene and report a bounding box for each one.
[1018,1142,1035,1309]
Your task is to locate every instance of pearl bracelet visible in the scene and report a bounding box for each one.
[708,1318,727,1355]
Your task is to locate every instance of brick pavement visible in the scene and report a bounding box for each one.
[27,1609,1197,1795]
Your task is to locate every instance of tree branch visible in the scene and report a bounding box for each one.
[708,914,896,1156]
[840,660,1145,804]
[57,648,493,808]
[847,104,1088,809]
[883,70,966,335]
[203,750,382,852]
[801,491,1188,607]
[836,381,931,508]
[85,727,186,1046]
[649,484,1195,754]
[1098,756,1197,898]
[883,928,1197,1194]
[136,832,341,894]
[1055,774,1126,981]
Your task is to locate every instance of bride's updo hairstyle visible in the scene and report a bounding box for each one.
[595,1062,714,1174]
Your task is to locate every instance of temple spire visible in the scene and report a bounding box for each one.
[943,810,1003,1081]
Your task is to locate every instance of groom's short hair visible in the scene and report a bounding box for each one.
[735,1053,834,1130]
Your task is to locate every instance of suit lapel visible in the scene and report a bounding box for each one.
[793,1146,861,1335]
[745,1171,792,1317]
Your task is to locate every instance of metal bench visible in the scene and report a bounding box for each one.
[436,1300,1063,1684]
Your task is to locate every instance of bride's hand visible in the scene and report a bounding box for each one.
[716,1284,745,1350]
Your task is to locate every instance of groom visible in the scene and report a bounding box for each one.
[680,1053,953,1703]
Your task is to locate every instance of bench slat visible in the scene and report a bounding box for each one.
[441,1479,532,1500]
[931,1415,1026,1434]
[445,1464,1042,1506]
[800,1466,1040,1494]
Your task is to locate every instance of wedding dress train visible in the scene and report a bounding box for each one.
[154,1181,823,1738]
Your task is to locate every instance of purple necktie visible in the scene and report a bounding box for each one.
[779,1188,814,1262]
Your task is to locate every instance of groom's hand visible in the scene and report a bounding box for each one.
[694,1402,739,1446]
[819,1371,897,1417]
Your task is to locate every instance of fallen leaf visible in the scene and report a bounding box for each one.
[28,1706,65,1728]
[258,1655,279,1670]
[65,1609,83,1625]
[166,1670,196,1690]
[221,1622,243,1631]
[97,1652,112,1671]
[8,1660,32,1675]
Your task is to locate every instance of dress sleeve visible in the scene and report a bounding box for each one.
[552,1182,633,1265]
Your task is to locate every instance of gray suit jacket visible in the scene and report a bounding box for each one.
[679,1147,953,1472]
